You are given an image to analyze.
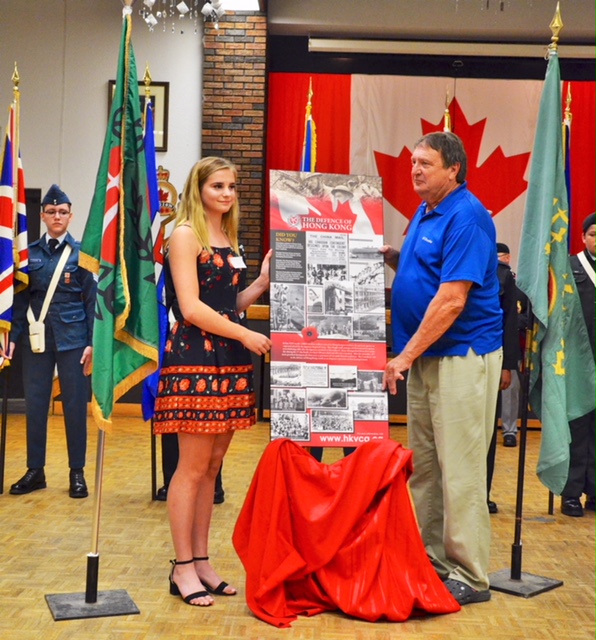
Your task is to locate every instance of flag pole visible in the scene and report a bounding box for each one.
[562,82,572,253]
[489,4,565,598]
[11,63,19,235]
[0,367,7,494]
[143,63,160,500]
[45,1,141,620]
[0,64,22,494]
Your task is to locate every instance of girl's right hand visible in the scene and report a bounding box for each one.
[241,329,272,355]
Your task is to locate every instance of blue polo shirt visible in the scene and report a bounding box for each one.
[391,182,502,357]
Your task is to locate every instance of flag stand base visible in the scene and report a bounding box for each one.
[489,569,563,598]
[45,589,140,621]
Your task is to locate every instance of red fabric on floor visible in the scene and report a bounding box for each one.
[233,438,460,627]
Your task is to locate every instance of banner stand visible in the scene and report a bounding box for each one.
[489,306,563,598]
[45,429,140,620]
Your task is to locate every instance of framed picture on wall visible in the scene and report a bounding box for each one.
[108,80,169,151]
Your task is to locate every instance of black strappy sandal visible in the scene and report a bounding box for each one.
[169,559,213,606]
[193,556,237,596]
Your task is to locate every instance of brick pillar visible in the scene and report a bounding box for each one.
[201,12,267,284]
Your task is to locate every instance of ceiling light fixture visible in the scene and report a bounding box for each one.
[138,0,226,34]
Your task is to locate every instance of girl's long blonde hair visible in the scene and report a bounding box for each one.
[175,156,240,254]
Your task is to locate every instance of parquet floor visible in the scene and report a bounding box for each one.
[0,412,593,640]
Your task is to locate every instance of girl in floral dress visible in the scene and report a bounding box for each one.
[153,157,272,606]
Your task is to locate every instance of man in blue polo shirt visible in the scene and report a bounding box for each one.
[383,132,502,606]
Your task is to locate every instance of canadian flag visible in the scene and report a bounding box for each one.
[267,73,595,262]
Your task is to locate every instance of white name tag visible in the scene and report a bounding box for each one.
[230,255,247,269]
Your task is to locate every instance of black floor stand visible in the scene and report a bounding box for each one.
[45,430,140,620]
[489,314,563,598]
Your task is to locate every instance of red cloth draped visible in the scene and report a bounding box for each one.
[233,438,460,627]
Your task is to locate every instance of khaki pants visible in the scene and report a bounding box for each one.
[407,348,502,591]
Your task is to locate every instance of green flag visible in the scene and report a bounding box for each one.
[516,47,596,494]
[80,14,159,431]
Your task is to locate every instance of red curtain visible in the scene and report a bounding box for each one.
[267,72,351,174]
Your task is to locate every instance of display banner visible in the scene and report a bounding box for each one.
[269,170,389,447]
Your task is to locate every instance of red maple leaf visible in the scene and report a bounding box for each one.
[375,98,531,226]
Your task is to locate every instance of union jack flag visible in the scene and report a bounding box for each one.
[0,104,28,366]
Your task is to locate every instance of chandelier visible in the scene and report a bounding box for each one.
[139,0,226,32]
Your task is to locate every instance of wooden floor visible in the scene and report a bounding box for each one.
[0,413,594,640]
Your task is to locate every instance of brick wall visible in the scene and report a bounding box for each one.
[202,12,267,288]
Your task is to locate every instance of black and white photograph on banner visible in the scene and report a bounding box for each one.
[270,362,303,387]
[357,370,384,393]
[307,388,348,409]
[270,283,306,332]
[271,412,310,441]
[307,263,348,285]
[307,286,323,313]
[348,234,385,261]
[350,260,385,287]
[349,393,389,421]
[323,281,353,315]
[271,388,306,412]
[354,286,386,314]
[353,314,386,342]
[311,410,354,433]
[329,365,358,389]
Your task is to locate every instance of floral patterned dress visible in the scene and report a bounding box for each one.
[153,247,256,434]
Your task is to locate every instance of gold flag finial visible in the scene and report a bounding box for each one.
[305,77,313,118]
[548,2,563,54]
[443,86,451,132]
[12,62,20,89]
[143,63,153,98]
